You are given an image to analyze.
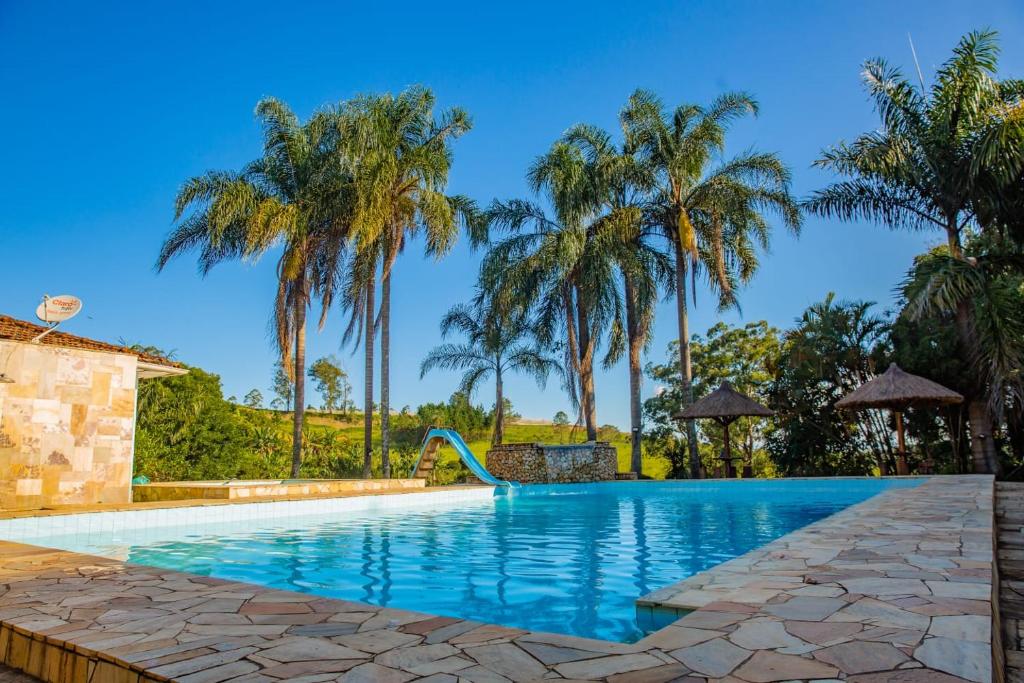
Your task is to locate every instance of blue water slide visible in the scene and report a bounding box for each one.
[411,428,518,488]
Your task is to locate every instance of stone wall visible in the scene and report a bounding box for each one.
[0,340,137,508]
[486,442,618,483]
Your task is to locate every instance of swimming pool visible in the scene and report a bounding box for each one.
[16,479,921,642]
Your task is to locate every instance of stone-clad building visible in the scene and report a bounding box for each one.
[0,315,184,508]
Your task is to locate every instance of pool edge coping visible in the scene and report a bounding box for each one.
[634,476,928,611]
[0,474,997,682]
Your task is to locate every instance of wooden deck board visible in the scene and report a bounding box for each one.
[997,481,1024,682]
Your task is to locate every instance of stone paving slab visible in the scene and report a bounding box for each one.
[0,475,996,682]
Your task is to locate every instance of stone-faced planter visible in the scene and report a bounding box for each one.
[485,442,618,483]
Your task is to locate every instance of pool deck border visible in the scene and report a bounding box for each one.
[0,474,997,682]
[0,484,489,521]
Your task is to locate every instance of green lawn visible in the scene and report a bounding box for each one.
[298,414,670,479]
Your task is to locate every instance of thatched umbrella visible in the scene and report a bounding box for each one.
[835,363,963,475]
[676,381,774,478]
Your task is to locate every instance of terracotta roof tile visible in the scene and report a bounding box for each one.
[0,314,182,368]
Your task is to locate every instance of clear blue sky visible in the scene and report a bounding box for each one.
[2,1,1022,428]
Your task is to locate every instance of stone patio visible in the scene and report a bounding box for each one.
[0,475,997,682]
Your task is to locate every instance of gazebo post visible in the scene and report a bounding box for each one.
[723,418,731,478]
[895,410,909,476]
[719,416,735,479]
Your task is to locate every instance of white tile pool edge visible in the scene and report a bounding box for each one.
[0,486,497,541]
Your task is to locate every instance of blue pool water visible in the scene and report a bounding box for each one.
[27,479,920,642]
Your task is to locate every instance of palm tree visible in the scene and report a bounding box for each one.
[623,89,801,478]
[158,98,350,477]
[421,298,558,445]
[560,123,671,475]
[900,238,1023,461]
[483,142,624,442]
[481,200,579,435]
[335,87,478,479]
[336,238,380,478]
[805,30,1024,474]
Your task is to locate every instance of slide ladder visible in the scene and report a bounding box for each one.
[411,428,518,488]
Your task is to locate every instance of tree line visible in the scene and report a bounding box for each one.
[647,277,1022,478]
[133,359,536,483]
[158,30,1023,479]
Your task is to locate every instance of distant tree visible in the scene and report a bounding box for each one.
[692,322,780,473]
[498,398,521,424]
[421,298,557,446]
[416,401,449,429]
[553,411,570,443]
[308,356,348,413]
[646,321,781,477]
[766,294,892,476]
[340,370,353,416]
[416,392,491,442]
[243,389,263,408]
[272,362,293,411]
[119,341,178,361]
[134,365,253,480]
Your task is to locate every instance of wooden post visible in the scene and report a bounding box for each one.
[721,418,734,479]
[895,410,909,476]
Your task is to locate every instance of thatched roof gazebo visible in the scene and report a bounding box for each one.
[676,381,774,478]
[836,363,963,475]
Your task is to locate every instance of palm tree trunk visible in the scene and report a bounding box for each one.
[493,366,504,446]
[958,299,999,475]
[290,294,306,478]
[674,241,701,479]
[947,222,999,475]
[362,284,375,479]
[563,286,584,429]
[624,275,643,475]
[380,268,392,479]
[575,287,598,441]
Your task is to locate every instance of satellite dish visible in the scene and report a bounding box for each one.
[35,295,83,324]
